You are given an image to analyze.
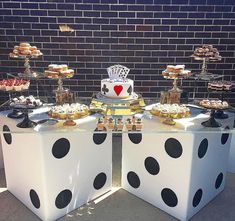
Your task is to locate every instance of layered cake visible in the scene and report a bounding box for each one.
[45,64,74,78]
[0,78,30,91]
[192,45,221,60]
[10,95,42,108]
[162,65,191,78]
[208,81,235,91]
[199,99,229,109]
[101,65,133,99]
[10,42,42,57]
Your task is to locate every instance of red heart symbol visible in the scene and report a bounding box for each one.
[114,85,123,96]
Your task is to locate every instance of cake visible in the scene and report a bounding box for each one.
[192,45,221,60]
[10,95,42,108]
[101,65,134,99]
[45,64,74,78]
[162,65,191,78]
[10,42,42,57]
[0,79,30,91]
[199,99,229,109]
[208,81,235,91]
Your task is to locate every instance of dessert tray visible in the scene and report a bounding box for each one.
[197,99,229,128]
[48,103,89,126]
[150,103,191,126]
[0,78,30,92]
[190,44,222,77]
[90,92,145,116]
[10,96,43,128]
[9,43,43,79]
[96,115,143,132]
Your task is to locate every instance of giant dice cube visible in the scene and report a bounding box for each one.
[122,130,232,221]
[1,127,112,221]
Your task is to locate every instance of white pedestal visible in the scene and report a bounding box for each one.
[0,109,112,221]
[122,109,234,221]
[228,133,235,173]
[0,137,3,169]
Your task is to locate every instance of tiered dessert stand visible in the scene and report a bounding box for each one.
[9,53,43,79]
[190,54,222,80]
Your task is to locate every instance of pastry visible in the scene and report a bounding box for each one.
[48,103,89,120]
[108,118,115,130]
[199,99,229,109]
[162,65,191,78]
[0,79,30,91]
[151,103,191,119]
[10,95,42,108]
[45,64,74,78]
[192,44,221,60]
[10,43,42,57]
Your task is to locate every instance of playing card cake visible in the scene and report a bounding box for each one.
[101,65,133,99]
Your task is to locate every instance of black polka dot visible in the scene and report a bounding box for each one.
[221,126,230,145]
[93,172,107,190]
[165,138,183,158]
[3,125,12,145]
[198,138,208,159]
[127,171,140,188]
[144,157,160,175]
[193,189,203,207]
[161,188,178,207]
[93,128,107,145]
[55,189,72,209]
[52,138,70,159]
[30,189,40,209]
[215,173,223,189]
[128,133,142,144]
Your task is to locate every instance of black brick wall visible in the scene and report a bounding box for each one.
[0,0,235,104]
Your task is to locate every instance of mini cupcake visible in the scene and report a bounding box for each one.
[108,118,115,130]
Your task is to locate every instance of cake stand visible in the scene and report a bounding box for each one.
[0,87,29,119]
[45,72,74,105]
[10,104,43,128]
[163,76,183,93]
[197,103,229,128]
[9,53,43,79]
[190,55,222,80]
[207,88,234,119]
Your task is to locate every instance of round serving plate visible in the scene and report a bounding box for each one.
[190,55,222,61]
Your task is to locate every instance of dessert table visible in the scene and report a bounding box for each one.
[0,105,234,221]
[0,138,3,169]
[228,133,235,173]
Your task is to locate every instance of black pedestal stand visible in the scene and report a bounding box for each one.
[7,109,24,119]
[201,109,222,128]
[16,109,37,128]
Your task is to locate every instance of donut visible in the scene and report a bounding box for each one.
[20,42,30,47]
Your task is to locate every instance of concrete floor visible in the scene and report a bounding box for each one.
[0,168,235,221]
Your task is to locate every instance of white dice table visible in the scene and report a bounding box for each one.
[122,107,234,221]
[0,108,112,221]
[228,132,235,173]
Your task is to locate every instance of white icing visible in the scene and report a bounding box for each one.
[101,78,134,98]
